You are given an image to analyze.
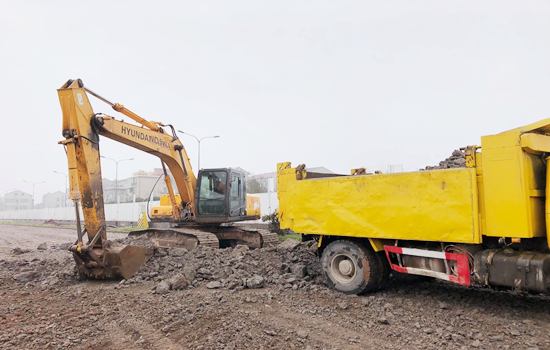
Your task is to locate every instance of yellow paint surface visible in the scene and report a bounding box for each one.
[278,165,480,244]
[246,194,261,217]
[481,131,549,238]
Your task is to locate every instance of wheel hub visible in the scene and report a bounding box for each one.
[339,259,353,275]
[330,253,358,284]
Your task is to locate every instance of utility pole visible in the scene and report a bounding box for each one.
[101,156,134,226]
[23,180,45,209]
[177,131,219,170]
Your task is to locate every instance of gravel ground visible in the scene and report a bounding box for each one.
[1,224,550,350]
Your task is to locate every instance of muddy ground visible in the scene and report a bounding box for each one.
[1,224,549,350]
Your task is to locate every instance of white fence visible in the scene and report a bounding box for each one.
[0,201,160,223]
[0,193,279,223]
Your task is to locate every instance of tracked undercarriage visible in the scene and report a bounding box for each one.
[131,222,279,250]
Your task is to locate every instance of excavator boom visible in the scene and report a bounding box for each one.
[58,78,273,279]
[57,78,197,278]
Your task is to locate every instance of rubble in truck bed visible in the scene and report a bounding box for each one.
[422,149,467,170]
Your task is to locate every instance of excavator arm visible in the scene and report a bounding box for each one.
[95,115,196,218]
[57,78,196,279]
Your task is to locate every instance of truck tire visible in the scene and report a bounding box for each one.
[321,240,382,295]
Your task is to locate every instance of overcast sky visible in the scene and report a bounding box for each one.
[1,1,549,202]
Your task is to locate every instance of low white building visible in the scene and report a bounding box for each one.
[42,191,67,208]
[3,190,33,211]
[103,169,174,204]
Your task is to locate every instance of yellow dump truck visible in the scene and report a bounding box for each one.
[277,119,550,294]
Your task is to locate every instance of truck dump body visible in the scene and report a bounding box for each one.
[278,166,480,244]
[277,118,550,295]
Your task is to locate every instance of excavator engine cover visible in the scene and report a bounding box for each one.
[71,242,152,280]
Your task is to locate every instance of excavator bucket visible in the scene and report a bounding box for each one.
[71,243,153,280]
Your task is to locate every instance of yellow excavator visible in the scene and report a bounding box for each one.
[58,79,276,279]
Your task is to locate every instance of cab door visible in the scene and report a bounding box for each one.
[229,172,245,217]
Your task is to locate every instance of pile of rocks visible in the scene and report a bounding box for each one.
[117,235,324,294]
[0,249,77,288]
[4,233,326,294]
[423,149,466,170]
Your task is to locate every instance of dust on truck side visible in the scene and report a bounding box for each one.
[277,119,550,295]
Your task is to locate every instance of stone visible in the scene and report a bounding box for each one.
[206,281,222,289]
[277,238,301,251]
[156,281,170,294]
[10,248,28,255]
[472,339,481,348]
[246,275,265,289]
[183,265,196,282]
[231,245,249,258]
[37,243,48,251]
[169,274,188,290]
[337,301,348,310]
[378,317,389,325]
[169,248,188,257]
[13,272,39,283]
[227,280,240,290]
[285,276,298,284]
[57,243,72,250]
[291,264,307,278]
[296,330,308,339]
[135,336,146,346]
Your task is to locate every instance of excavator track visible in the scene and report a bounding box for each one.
[259,230,279,246]
[133,224,279,250]
[235,226,279,247]
[139,228,220,250]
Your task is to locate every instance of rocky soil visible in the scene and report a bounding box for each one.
[1,224,550,350]
[423,149,467,170]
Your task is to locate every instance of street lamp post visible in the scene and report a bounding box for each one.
[23,180,45,209]
[53,171,68,207]
[177,131,219,170]
[101,156,134,227]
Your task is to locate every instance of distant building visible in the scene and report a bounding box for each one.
[42,191,66,208]
[233,167,251,179]
[0,197,4,211]
[3,190,33,211]
[103,170,173,203]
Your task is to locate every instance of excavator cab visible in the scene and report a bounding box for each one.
[195,168,258,224]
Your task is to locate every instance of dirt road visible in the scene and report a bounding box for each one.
[0,224,127,259]
[1,224,550,350]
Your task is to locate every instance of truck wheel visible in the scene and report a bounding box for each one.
[321,240,382,295]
